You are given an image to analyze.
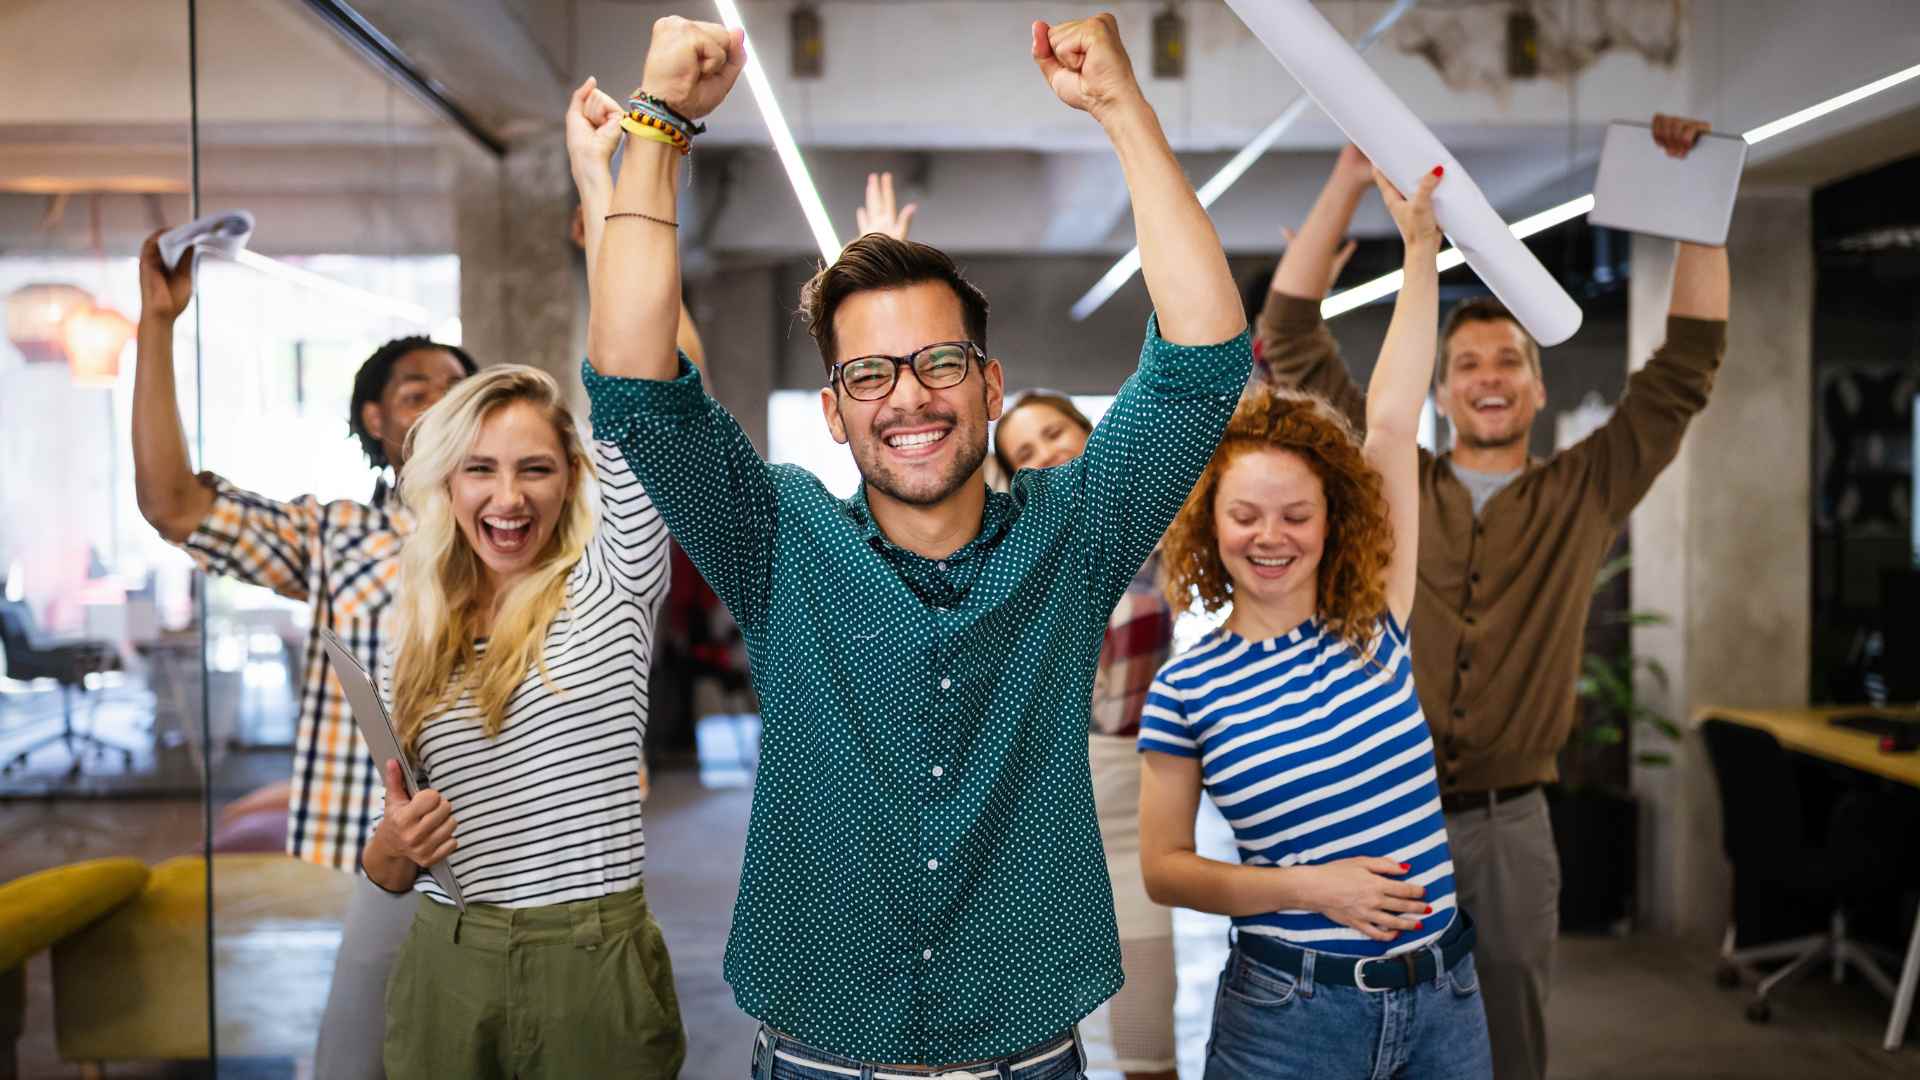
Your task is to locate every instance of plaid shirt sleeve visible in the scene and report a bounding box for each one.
[178,472,321,603]
[1089,564,1175,739]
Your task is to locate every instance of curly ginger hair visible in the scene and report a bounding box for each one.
[1160,385,1395,660]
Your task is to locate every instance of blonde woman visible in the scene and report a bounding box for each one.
[360,365,682,1077]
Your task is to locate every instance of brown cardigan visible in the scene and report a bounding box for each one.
[1257,292,1726,792]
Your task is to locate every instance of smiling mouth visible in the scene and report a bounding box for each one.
[883,428,951,454]
[1246,554,1297,577]
[479,514,533,554]
[1472,395,1513,415]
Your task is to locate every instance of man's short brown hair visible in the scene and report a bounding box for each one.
[799,234,990,372]
[1437,296,1541,383]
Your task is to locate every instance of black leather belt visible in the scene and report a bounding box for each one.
[1235,911,1475,991]
[1439,782,1540,815]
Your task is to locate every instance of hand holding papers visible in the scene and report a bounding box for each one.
[156,210,255,272]
[319,628,464,908]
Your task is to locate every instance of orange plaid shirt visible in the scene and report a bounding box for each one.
[180,472,410,871]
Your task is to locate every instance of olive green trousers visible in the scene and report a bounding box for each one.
[383,884,686,1078]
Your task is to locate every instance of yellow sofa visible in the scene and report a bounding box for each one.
[0,858,148,1080]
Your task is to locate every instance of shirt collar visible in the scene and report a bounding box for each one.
[844,482,1015,563]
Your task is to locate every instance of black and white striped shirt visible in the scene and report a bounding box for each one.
[382,437,669,908]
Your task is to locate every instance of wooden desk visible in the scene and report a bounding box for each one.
[1696,705,1920,1052]
[1697,706,1920,789]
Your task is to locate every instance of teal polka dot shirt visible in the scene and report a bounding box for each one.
[584,316,1251,1065]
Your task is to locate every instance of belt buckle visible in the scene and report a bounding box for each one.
[1353,952,1418,993]
[1353,957,1389,993]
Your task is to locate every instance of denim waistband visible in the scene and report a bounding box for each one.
[752,1024,1084,1080]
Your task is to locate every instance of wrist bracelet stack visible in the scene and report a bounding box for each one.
[622,91,703,156]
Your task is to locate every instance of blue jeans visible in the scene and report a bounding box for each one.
[1203,939,1493,1080]
[750,1025,1086,1080]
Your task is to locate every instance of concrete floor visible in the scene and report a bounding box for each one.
[5,761,1918,1078]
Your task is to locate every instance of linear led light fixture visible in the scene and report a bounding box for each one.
[713,0,841,264]
[1070,0,1417,321]
[228,249,433,325]
[1322,60,1920,320]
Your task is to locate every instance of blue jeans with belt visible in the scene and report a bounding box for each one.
[750,1025,1086,1080]
[1203,922,1493,1080]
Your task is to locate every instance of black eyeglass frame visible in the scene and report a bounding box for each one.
[827,340,987,402]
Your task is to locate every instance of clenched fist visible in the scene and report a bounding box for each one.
[637,15,746,122]
[1032,14,1145,122]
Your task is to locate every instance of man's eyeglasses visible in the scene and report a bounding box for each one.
[829,341,985,402]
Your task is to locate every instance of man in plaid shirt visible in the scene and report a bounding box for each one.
[134,231,474,1079]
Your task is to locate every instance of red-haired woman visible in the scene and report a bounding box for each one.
[1136,168,1491,1079]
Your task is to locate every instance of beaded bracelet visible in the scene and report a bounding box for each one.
[630,91,706,135]
[626,99,695,146]
[621,113,691,155]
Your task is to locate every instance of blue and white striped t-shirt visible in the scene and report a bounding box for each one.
[1138,613,1457,957]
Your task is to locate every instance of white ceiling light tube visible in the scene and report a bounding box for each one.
[1323,61,1920,321]
[712,0,841,264]
[1070,0,1418,322]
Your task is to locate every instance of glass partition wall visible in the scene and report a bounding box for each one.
[0,2,211,1075]
[1,1,483,1074]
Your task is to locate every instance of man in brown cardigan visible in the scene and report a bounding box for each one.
[1256,117,1729,1080]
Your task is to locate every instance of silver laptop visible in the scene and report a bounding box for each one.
[318,627,465,909]
[1590,120,1748,247]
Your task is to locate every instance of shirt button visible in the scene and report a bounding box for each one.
[1458,660,1470,672]
[923,949,934,961]
[939,678,952,690]
[927,859,940,870]
[1452,707,1464,719]
[931,765,944,778]
[937,561,948,570]
[1465,615,1477,626]
[1471,572,1482,584]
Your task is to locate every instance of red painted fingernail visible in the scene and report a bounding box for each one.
[1432,165,1444,177]
[1400,863,1410,872]
[1416,921,1424,929]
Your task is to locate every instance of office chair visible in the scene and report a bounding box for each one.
[1701,717,1901,1022]
[0,598,133,778]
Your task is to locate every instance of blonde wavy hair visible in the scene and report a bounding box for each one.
[1160,385,1393,660]
[389,365,596,757]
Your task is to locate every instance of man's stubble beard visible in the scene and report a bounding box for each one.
[858,422,989,507]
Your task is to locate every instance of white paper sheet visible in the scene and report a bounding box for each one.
[1224,0,1584,346]
[157,210,255,271]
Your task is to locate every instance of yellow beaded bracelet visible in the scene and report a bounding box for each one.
[620,116,688,154]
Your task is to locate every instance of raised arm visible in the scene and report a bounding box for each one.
[1363,167,1442,624]
[1273,144,1373,300]
[1655,114,1732,323]
[585,21,743,382]
[1254,150,1372,427]
[1034,16,1242,345]
[568,70,724,380]
[1568,115,1731,523]
[132,233,214,543]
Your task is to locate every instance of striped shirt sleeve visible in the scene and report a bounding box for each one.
[1136,665,1199,757]
[587,438,671,605]
[178,473,319,602]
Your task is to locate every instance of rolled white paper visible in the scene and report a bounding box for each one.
[157,210,256,271]
[1224,0,1583,346]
